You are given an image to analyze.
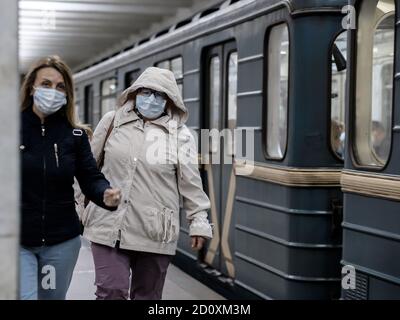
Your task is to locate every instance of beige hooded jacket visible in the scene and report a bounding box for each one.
[81,67,213,255]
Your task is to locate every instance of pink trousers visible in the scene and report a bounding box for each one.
[91,242,172,300]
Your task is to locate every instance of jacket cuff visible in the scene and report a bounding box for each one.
[102,204,118,212]
[189,215,213,239]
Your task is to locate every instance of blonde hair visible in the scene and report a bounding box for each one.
[20,55,92,137]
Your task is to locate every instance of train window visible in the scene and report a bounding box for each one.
[354,0,395,167]
[156,60,170,70]
[156,57,184,96]
[228,52,238,128]
[177,83,183,96]
[171,57,183,79]
[266,23,289,160]
[210,56,221,153]
[227,51,238,156]
[124,69,140,89]
[100,78,117,117]
[331,32,347,160]
[171,57,183,96]
[74,86,80,102]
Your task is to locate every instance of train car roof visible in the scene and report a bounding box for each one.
[74,0,349,81]
[289,0,349,11]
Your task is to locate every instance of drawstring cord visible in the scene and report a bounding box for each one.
[162,210,168,243]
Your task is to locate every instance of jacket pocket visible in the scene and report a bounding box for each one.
[143,206,179,243]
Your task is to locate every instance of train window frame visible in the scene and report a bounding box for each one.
[155,56,184,96]
[329,31,348,162]
[263,22,290,161]
[352,0,396,170]
[100,77,118,117]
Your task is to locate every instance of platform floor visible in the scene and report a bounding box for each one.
[67,238,225,300]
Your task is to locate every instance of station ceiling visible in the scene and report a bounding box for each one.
[19,0,222,73]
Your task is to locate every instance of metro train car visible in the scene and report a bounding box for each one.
[341,0,400,300]
[73,0,400,300]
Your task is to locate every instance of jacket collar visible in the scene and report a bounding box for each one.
[23,105,66,126]
[114,102,140,127]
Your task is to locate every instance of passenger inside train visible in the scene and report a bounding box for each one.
[371,121,391,162]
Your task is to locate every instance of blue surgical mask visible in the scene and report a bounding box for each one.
[136,93,167,120]
[33,87,67,115]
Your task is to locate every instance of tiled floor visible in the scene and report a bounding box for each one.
[67,238,225,300]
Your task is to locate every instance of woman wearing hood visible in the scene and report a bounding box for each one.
[81,67,213,300]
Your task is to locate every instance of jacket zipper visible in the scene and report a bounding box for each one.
[41,124,46,246]
[54,143,59,168]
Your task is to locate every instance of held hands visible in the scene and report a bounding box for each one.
[103,188,121,207]
[191,236,206,250]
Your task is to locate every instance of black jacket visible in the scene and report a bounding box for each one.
[21,106,117,247]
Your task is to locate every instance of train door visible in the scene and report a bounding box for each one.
[202,41,238,280]
[84,84,94,124]
[342,0,400,299]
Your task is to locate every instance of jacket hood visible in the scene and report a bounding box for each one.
[120,67,188,125]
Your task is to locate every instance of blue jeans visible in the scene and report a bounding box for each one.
[19,236,81,300]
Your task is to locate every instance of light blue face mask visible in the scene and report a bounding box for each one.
[136,93,167,120]
[33,87,67,116]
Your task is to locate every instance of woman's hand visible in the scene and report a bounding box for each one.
[103,188,121,207]
[191,236,206,250]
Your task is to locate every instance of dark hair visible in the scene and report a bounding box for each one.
[372,121,385,132]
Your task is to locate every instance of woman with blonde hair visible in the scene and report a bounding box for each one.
[20,55,121,300]
[82,67,213,300]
